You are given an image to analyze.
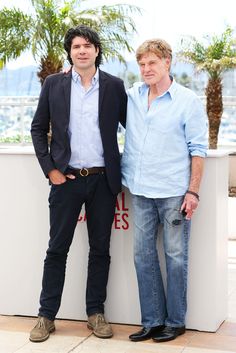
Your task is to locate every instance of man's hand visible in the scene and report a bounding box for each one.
[180,193,199,220]
[62,66,72,74]
[48,169,75,185]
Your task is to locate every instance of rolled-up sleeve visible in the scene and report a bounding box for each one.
[185,96,208,157]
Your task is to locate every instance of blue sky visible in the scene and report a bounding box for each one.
[1,0,236,68]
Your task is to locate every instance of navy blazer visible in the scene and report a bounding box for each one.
[31,69,127,195]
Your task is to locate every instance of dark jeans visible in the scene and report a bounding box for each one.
[38,173,117,321]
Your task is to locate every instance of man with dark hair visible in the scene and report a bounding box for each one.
[64,25,103,68]
[30,25,127,342]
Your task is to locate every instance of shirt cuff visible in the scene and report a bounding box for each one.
[190,150,207,158]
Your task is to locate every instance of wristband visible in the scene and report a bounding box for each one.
[186,190,200,201]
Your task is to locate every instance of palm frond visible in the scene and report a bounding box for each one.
[178,27,236,78]
[0,7,33,64]
[0,0,141,82]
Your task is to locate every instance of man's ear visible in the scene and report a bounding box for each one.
[166,57,171,71]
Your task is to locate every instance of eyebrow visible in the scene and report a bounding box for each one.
[72,43,92,47]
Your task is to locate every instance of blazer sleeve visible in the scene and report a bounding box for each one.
[31,77,55,177]
[119,80,127,129]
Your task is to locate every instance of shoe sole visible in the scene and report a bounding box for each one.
[153,331,185,343]
[129,326,165,342]
[129,336,152,342]
[87,323,113,338]
[29,326,55,343]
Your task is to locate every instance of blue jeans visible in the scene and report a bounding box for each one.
[132,195,191,328]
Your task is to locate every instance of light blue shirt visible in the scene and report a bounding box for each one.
[121,79,208,198]
[68,68,105,168]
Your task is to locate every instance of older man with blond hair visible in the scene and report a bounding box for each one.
[122,38,207,343]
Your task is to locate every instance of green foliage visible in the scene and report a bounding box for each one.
[178,27,236,149]
[178,27,236,79]
[126,71,139,88]
[84,4,138,63]
[0,135,32,143]
[118,70,140,89]
[117,132,125,146]
[174,72,192,88]
[0,8,32,66]
[31,0,72,63]
[0,0,140,70]
[0,59,4,70]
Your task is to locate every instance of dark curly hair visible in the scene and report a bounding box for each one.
[64,25,103,68]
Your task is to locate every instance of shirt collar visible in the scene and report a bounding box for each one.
[167,77,178,99]
[138,75,177,99]
[72,67,99,86]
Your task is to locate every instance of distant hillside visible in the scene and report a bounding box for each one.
[0,66,41,96]
[101,58,195,79]
[101,60,140,76]
[0,60,201,96]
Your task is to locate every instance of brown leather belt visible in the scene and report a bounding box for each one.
[70,167,105,177]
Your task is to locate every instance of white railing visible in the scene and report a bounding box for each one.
[0,95,236,146]
[0,96,38,144]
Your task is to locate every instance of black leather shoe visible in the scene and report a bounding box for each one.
[152,326,185,342]
[129,325,164,342]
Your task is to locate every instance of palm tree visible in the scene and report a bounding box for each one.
[178,27,236,149]
[0,0,140,84]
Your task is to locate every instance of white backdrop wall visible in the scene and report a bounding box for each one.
[0,148,229,332]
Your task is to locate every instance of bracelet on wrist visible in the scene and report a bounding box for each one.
[186,190,200,201]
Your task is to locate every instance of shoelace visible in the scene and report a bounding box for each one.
[95,314,106,326]
[36,317,46,329]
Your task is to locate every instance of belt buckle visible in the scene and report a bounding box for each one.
[79,168,89,177]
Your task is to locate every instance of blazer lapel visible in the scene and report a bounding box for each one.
[62,72,72,120]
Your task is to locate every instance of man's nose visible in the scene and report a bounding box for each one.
[143,65,150,72]
[78,46,86,53]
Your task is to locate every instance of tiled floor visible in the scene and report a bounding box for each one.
[1,241,236,353]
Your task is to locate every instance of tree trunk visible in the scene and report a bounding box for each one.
[37,56,63,86]
[37,56,63,144]
[206,77,223,149]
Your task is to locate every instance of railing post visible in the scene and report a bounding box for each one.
[20,100,25,145]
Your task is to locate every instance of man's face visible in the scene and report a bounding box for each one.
[70,36,99,71]
[138,52,170,86]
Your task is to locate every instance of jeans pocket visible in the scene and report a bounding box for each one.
[165,207,184,226]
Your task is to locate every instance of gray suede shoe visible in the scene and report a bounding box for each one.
[87,313,113,338]
[29,316,55,342]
